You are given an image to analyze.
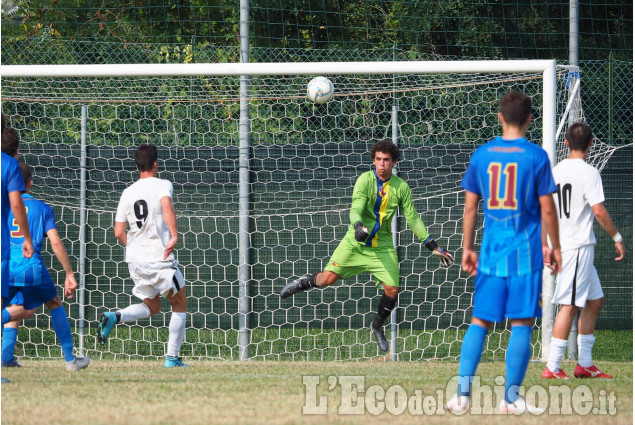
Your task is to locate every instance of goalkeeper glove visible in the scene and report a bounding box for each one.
[424,238,455,267]
[354,221,370,242]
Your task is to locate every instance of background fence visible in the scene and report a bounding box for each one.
[0,1,632,361]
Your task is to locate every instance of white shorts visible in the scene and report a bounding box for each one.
[552,245,603,307]
[128,260,186,300]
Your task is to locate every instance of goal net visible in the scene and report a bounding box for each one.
[1,61,580,362]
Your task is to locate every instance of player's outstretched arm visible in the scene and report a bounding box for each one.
[47,228,78,298]
[591,203,626,261]
[461,191,480,276]
[9,190,33,258]
[539,194,561,275]
[161,196,178,260]
[398,182,454,266]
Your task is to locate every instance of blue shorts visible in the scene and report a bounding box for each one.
[1,257,8,300]
[8,285,58,310]
[472,270,542,322]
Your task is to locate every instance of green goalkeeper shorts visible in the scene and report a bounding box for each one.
[323,237,400,287]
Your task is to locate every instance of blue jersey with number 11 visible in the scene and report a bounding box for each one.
[461,137,556,277]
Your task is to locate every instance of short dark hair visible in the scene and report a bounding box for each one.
[134,144,158,172]
[19,162,33,186]
[499,91,532,127]
[565,122,593,152]
[370,139,399,162]
[1,127,20,157]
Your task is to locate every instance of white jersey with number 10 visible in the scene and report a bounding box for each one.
[115,177,174,263]
[551,158,605,252]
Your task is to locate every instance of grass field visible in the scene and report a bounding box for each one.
[16,328,633,362]
[1,360,631,425]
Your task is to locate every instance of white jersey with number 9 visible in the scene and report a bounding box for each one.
[115,177,174,263]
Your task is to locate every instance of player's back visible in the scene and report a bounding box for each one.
[9,194,55,255]
[116,177,174,263]
[1,152,25,257]
[552,158,603,251]
[461,136,556,276]
[8,194,56,285]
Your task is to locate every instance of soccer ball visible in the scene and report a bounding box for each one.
[307,76,334,104]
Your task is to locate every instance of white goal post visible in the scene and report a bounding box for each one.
[1,60,564,362]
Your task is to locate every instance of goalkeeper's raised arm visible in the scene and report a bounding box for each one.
[399,179,455,268]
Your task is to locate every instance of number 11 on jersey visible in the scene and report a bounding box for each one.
[487,162,518,210]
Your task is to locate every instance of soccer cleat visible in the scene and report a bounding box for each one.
[1,356,22,368]
[574,364,612,379]
[499,397,545,415]
[65,356,90,372]
[370,322,389,351]
[164,356,190,368]
[280,275,312,299]
[1,377,10,384]
[446,395,470,414]
[97,312,117,345]
[542,366,570,379]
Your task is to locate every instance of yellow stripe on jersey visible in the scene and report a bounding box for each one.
[371,180,390,248]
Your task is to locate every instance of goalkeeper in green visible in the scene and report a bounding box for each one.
[280,140,455,351]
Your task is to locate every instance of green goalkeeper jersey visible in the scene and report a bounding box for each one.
[345,170,430,248]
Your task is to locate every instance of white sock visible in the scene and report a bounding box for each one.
[167,312,187,358]
[577,334,595,367]
[118,303,151,323]
[547,337,568,372]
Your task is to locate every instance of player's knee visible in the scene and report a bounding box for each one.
[168,288,187,312]
[144,298,162,316]
[45,296,62,310]
[382,284,399,299]
[586,297,604,311]
[559,304,580,318]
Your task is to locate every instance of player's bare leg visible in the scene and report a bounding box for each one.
[544,304,578,379]
[370,283,399,352]
[575,297,611,378]
[552,304,580,339]
[280,271,339,298]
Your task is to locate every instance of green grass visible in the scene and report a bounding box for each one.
[1,360,632,425]
[14,327,633,362]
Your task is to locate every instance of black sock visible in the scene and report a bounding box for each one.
[297,272,318,291]
[372,293,397,328]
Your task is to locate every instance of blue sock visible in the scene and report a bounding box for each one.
[1,309,10,326]
[50,306,75,362]
[2,327,18,363]
[457,323,488,396]
[505,325,533,403]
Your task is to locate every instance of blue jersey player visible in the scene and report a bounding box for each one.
[1,127,34,325]
[3,163,89,371]
[447,92,562,414]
